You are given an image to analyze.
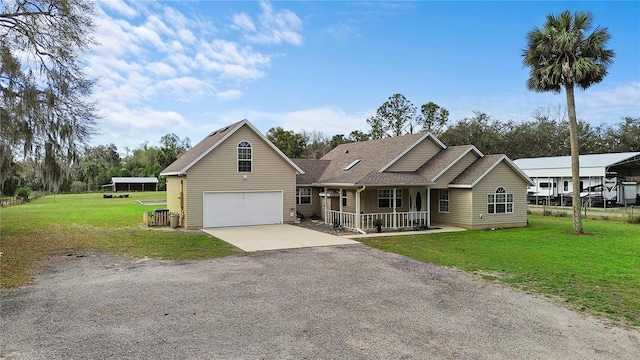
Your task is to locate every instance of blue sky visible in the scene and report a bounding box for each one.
[89,1,640,151]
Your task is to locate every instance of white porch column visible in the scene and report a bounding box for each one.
[392,187,397,228]
[339,188,343,226]
[355,189,361,230]
[427,187,431,228]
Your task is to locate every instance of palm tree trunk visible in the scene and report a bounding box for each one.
[565,83,584,234]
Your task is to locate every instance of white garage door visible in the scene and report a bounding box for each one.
[203,191,283,228]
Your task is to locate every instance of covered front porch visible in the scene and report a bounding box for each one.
[320,186,432,233]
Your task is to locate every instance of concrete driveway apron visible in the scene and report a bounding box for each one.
[200,224,360,252]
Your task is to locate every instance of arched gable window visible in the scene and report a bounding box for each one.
[487,187,514,214]
[237,141,252,172]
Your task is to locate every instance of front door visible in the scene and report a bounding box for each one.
[409,188,425,212]
[409,188,426,225]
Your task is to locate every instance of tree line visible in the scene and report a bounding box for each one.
[1,134,190,196]
[2,91,637,197]
[267,94,639,160]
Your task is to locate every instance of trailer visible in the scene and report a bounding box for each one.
[527,181,638,207]
[516,152,640,208]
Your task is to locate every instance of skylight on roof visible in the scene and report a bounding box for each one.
[344,159,361,170]
[208,126,229,137]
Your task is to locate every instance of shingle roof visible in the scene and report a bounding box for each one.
[316,134,427,184]
[450,155,533,187]
[356,171,432,185]
[292,159,330,184]
[416,145,478,181]
[450,155,505,186]
[292,135,505,187]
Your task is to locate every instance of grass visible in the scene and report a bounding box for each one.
[360,215,640,326]
[0,192,242,288]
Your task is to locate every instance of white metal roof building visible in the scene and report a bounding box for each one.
[514,152,640,205]
[514,152,640,178]
[104,177,159,192]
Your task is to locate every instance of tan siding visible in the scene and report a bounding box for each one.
[432,152,479,188]
[360,187,409,213]
[429,189,472,227]
[470,162,528,229]
[165,176,187,227]
[386,137,441,171]
[342,189,356,213]
[185,125,297,229]
[296,187,322,219]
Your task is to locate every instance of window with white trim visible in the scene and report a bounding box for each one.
[237,141,252,172]
[438,189,449,213]
[296,187,312,205]
[488,187,514,214]
[378,189,402,208]
[341,189,348,207]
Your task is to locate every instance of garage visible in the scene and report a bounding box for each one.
[203,191,283,228]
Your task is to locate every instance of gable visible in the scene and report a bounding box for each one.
[475,161,530,192]
[384,135,443,172]
[432,151,480,187]
[450,155,534,188]
[160,120,303,176]
[190,125,294,176]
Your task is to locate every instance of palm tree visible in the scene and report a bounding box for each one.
[523,10,614,234]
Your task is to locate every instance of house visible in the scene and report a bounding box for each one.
[161,119,532,232]
[104,177,159,192]
[160,120,304,229]
[293,133,533,232]
[514,152,640,206]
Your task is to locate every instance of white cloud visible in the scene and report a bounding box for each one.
[327,21,358,42]
[93,104,191,151]
[97,0,137,18]
[209,107,370,137]
[146,62,177,78]
[233,0,303,46]
[277,107,370,135]
[232,13,256,32]
[155,77,213,102]
[89,1,304,149]
[195,39,271,80]
[217,89,243,101]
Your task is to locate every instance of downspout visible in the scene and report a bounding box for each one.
[324,189,328,225]
[355,186,366,234]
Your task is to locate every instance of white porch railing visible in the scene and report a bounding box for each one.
[325,210,428,231]
[325,210,357,230]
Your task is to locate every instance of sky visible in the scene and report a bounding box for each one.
[88,0,640,152]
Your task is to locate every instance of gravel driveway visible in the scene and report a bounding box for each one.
[1,246,639,359]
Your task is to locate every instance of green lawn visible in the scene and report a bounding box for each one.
[360,216,640,326]
[0,192,242,288]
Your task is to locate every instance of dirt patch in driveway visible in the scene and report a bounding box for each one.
[2,247,639,359]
